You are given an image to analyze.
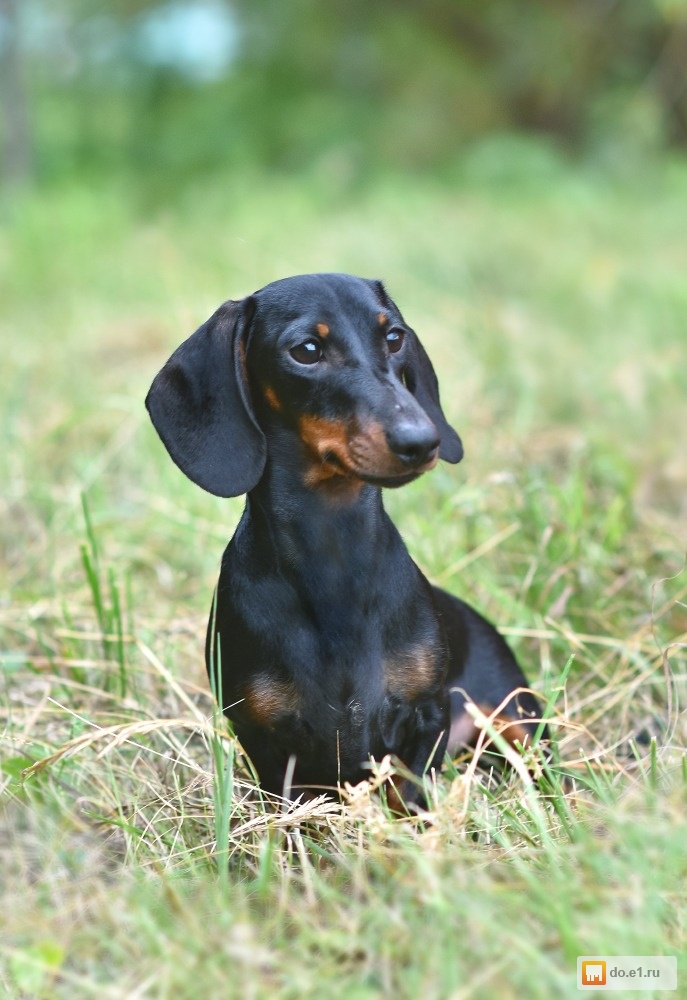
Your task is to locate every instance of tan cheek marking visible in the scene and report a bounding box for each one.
[299,415,349,455]
[384,645,440,700]
[316,323,330,336]
[296,417,368,501]
[350,419,439,478]
[348,419,387,461]
[349,420,408,477]
[244,674,299,727]
[298,415,352,485]
[263,385,281,410]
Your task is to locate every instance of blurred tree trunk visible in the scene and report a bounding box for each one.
[0,0,32,184]
[654,17,687,145]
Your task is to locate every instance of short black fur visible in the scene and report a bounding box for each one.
[147,273,546,808]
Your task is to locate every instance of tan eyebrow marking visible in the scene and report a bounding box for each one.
[377,313,388,326]
[263,385,282,410]
[316,323,330,336]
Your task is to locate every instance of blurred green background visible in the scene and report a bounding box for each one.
[3,0,687,192]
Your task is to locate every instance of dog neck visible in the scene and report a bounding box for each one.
[239,429,401,588]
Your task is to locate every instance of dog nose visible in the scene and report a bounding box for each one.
[387,420,440,467]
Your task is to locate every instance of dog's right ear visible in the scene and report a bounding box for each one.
[146,298,266,498]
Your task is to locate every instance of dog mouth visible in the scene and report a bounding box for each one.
[323,450,435,488]
[300,415,438,491]
[357,469,422,488]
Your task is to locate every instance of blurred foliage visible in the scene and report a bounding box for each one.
[1,0,687,191]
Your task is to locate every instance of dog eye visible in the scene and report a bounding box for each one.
[290,340,323,365]
[385,329,405,354]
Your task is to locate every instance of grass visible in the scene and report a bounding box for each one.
[1,149,686,998]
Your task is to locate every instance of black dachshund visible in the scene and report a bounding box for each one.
[147,273,544,808]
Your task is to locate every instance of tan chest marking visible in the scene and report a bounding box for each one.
[244,674,300,727]
[384,645,439,701]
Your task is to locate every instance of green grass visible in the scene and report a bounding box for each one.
[1,153,686,998]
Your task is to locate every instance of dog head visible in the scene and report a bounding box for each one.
[146,273,463,497]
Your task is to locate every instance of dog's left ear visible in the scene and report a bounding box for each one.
[371,280,463,464]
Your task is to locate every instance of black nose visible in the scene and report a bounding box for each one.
[387,420,440,468]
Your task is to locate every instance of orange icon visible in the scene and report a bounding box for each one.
[581,961,607,986]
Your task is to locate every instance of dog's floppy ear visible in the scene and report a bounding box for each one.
[404,332,463,463]
[146,298,266,497]
[370,280,463,464]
